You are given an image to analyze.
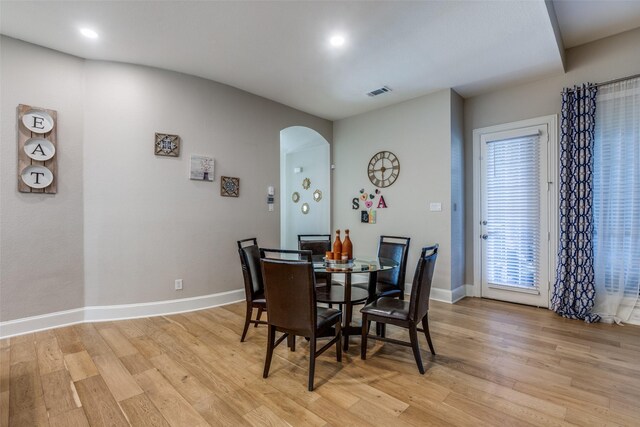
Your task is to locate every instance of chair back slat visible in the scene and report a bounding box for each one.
[298,235,331,256]
[409,245,439,321]
[237,238,264,300]
[377,236,410,289]
[260,249,315,335]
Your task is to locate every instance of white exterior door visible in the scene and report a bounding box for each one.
[474,117,557,307]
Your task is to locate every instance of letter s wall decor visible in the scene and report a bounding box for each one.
[18,104,58,193]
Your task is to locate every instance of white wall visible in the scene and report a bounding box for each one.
[333,89,462,293]
[0,37,85,321]
[281,143,330,250]
[450,91,465,293]
[0,36,332,321]
[463,27,640,286]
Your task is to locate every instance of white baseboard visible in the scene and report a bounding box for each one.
[0,288,245,339]
[404,282,474,304]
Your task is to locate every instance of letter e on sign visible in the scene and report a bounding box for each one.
[22,110,54,133]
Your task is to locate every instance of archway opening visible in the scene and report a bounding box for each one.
[280,126,330,249]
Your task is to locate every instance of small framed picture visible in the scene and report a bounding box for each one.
[190,155,214,181]
[155,133,180,157]
[221,176,240,197]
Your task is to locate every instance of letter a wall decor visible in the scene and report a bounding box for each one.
[17,104,58,193]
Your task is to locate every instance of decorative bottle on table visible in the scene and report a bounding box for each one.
[343,229,353,260]
[333,229,342,259]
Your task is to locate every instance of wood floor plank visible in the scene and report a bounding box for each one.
[48,407,90,427]
[98,327,138,357]
[149,353,214,404]
[54,326,85,355]
[243,404,293,427]
[193,392,253,426]
[93,351,144,402]
[119,353,154,376]
[134,368,209,427]
[74,324,113,357]
[74,375,129,427]
[35,337,65,375]
[63,351,99,382]
[8,360,48,426]
[4,298,640,426]
[41,369,80,416]
[0,348,9,393]
[0,390,8,427]
[119,393,170,427]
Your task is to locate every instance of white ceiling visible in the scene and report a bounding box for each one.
[553,0,640,48]
[1,1,639,120]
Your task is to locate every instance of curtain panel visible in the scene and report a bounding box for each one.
[592,77,640,324]
[551,84,600,323]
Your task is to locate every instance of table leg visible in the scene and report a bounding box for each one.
[343,274,352,351]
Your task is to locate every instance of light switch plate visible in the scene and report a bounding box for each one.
[429,202,442,212]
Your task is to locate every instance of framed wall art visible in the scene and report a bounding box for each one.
[18,104,58,194]
[221,176,239,197]
[155,133,180,157]
[190,155,214,181]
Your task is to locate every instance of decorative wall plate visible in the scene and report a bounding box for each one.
[21,165,53,189]
[292,192,300,203]
[155,133,181,157]
[301,203,310,214]
[24,138,55,161]
[302,177,311,189]
[221,176,240,197]
[22,110,54,133]
[313,189,322,202]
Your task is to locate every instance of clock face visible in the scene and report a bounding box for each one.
[368,151,400,188]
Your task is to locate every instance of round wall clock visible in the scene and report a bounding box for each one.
[368,151,400,188]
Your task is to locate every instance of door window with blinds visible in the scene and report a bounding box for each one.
[474,117,555,308]
[485,135,540,289]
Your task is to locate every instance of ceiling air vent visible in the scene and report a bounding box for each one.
[366,86,392,97]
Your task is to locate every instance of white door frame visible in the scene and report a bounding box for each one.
[472,115,558,306]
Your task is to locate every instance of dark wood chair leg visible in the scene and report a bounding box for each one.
[241,304,252,342]
[421,316,436,355]
[336,322,342,362]
[263,325,276,378]
[380,323,387,338]
[361,314,368,360]
[288,334,296,352]
[308,338,316,391]
[409,325,425,374]
[254,307,263,327]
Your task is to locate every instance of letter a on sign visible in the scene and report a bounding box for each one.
[377,195,387,208]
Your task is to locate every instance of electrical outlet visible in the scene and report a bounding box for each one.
[175,279,183,290]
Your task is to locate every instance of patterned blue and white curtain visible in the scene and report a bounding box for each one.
[551,84,600,322]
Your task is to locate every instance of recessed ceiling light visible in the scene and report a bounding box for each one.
[329,35,345,47]
[79,28,99,39]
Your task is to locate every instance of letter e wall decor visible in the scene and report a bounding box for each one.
[18,104,57,194]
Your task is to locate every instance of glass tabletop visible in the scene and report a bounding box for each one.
[312,256,398,273]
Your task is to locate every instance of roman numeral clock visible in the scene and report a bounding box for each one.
[368,151,400,188]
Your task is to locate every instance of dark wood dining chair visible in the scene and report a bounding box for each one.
[353,235,410,306]
[298,234,332,288]
[237,238,267,342]
[259,248,342,391]
[360,244,438,374]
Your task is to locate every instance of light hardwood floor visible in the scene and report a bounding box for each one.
[2,297,640,426]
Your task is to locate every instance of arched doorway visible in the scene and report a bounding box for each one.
[280,126,330,249]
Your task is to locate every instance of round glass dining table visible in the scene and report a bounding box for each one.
[312,256,398,351]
